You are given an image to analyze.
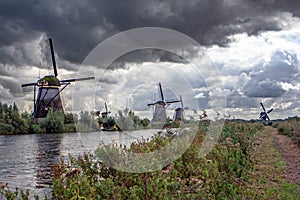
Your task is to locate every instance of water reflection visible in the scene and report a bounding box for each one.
[35,134,62,188]
[0,130,155,195]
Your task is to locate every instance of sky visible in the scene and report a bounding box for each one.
[1,0,300,120]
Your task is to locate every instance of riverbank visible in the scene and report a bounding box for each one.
[1,122,299,199]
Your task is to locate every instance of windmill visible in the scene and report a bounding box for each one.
[173,95,188,121]
[147,82,181,122]
[21,38,95,123]
[98,102,121,131]
[259,102,273,121]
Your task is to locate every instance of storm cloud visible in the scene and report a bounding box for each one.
[243,50,299,97]
[0,0,300,66]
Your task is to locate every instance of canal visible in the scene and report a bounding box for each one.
[0,130,155,196]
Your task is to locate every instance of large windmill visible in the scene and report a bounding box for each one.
[147,82,181,122]
[21,38,95,123]
[259,102,273,121]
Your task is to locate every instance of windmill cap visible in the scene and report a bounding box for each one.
[38,75,60,86]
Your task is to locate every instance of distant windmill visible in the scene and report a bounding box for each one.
[101,102,111,119]
[147,82,181,122]
[259,102,273,121]
[21,38,95,123]
[173,95,188,121]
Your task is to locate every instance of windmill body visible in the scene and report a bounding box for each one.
[22,38,94,123]
[34,76,64,120]
[152,101,168,122]
[174,107,184,120]
[173,95,186,121]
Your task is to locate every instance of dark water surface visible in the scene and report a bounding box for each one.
[0,130,155,197]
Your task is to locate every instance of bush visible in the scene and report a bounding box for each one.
[0,123,14,134]
[41,110,64,133]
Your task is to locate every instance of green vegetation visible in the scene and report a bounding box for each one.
[0,102,152,134]
[273,116,300,148]
[1,121,299,199]
[114,109,150,130]
[0,102,77,134]
[46,121,274,199]
[0,102,28,134]
[49,122,298,199]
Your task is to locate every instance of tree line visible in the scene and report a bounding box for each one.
[0,102,151,134]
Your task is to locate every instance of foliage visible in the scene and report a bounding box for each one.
[0,102,151,134]
[0,102,78,134]
[275,118,300,148]
[76,111,98,132]
[0,187,30,200]
[0,103,27,134]
[115,109,151,131]
[40,110,65,133]
[47,121,265,199]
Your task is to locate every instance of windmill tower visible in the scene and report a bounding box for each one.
[173,95,187,121]
[147,82,181,122]
[21,38,95,123]
[259,102,273,121]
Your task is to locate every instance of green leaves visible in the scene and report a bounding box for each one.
[40,110,64,133]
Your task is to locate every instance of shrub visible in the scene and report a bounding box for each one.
[40,110,64,133]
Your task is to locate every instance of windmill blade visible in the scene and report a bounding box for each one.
[260,102,266,112]
[158,82,164,101]
[60,76,95,83]
[105,102,109,113]
[43,38,58,77]
[180,95,183,108]
[48,38,58,77]
[166,100,181,104]
[21,82,38,87]
[267,108,273,114]
[266,114,270,121]
[147,102,156,106]
[60,71,95,83]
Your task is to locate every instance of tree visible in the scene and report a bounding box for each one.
[78,111,97,131]
[41,110,65,133]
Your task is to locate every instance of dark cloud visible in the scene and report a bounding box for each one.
[243,49,299,98]
[108,49,187,69]
[0,76,22,97]
[1,0,300,117]
[0,0,300,66]
[244,78,285,97]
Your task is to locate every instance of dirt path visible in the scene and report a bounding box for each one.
[247,126,300,198]
[272,127,300,189]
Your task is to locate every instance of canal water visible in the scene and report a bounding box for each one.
[0,130,156,196]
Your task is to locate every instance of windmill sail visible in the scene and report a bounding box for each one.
[259,102,273,121]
